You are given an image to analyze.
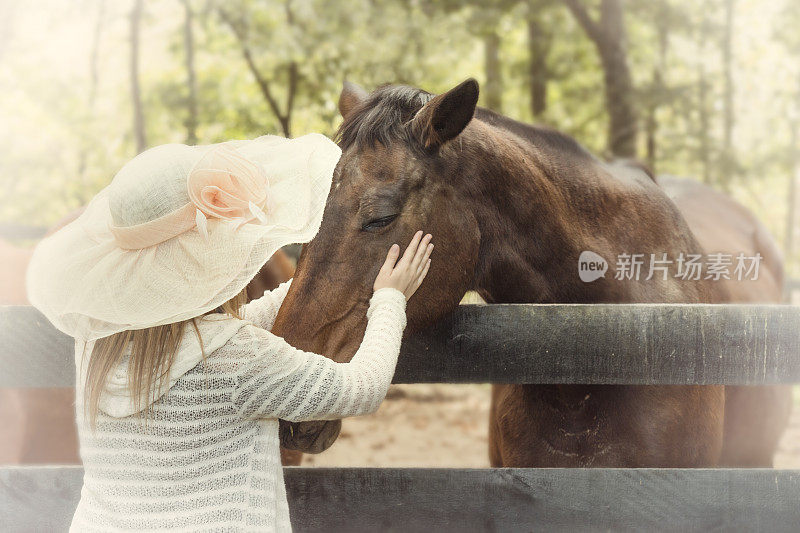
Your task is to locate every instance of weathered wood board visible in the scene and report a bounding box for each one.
[2,466,799,532]
[4,304,800,387]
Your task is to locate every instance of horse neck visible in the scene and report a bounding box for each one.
[454,121,619,304]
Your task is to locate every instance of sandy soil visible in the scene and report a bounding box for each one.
[303,384,800,468]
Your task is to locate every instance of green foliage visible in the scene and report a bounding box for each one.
[1,0,798,272]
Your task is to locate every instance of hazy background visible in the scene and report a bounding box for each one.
[1,0,799,468]
[1,0,799,272]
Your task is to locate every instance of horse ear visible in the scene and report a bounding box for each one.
[339,81,368,119]
[410,78,479,149]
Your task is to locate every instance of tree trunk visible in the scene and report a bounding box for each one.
[484,31,503,113]
[129,0,146,154]
[719,0,736,189]
[218,5,296,137]
[785,76,800,267]
[283,1,297,138]
[596,0,638,158]
[527,12,549,118]
[645,11,668,171]
[77,0,105,201]
[562,0,639,158]
[785,119,797,263]
[644,106,656,170]
[89,0,104,109]
[182,0,198,145]
[697,9,711,184]
[722,0,735,151]
[282,62,297,138]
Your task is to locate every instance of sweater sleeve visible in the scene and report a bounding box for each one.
[225,287,407,422]
[241,278,293,331]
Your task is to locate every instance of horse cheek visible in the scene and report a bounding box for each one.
[405,200,479,334]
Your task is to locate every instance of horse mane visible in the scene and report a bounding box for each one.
[337,85,434,151]
[474,107,596,162]
[337,83,595,164]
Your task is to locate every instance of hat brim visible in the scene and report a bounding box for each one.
[27,133,341,341]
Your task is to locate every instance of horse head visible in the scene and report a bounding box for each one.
[272,79,487,452]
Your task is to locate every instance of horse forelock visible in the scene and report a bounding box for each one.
[337,85,434,151]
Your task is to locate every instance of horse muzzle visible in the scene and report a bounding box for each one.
[279,419,341,454]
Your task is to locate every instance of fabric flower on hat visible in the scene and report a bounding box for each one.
[188,144,270,237]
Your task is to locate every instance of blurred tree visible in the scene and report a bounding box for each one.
[719,0,736,189]
[628,0,684,172]
[775,1,800,266]
[427,0,518,112]
[484,30,503,112]
[216,1,298,137]
[526,0,553,118]
[77,0,106,197]
[130,0,147,153]
[561,0,639,158]
[787,109,798,262]
[182,0,198,144]
[1,0,797,245]
[697,6,712,184]
[643,17,666,171]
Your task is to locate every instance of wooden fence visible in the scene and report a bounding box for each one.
[2,304,800,531]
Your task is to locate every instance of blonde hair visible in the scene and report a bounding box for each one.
[84,288,248,428]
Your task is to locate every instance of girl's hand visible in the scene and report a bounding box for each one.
[373,230,433,300]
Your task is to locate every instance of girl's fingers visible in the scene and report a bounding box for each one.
[397,230,423,268]
[379,244,400,277]
[410,234,432,271]
[412,258,431,293]
[416,242,433,276]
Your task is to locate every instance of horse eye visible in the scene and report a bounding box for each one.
[362,214,398,231]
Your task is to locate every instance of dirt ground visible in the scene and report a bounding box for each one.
[303,384,800,468]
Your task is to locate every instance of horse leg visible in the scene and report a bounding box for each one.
[718,385,793,467]
[488,385,504,467]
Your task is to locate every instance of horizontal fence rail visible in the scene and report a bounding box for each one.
[3,303,800,388]
[2,466,799,532]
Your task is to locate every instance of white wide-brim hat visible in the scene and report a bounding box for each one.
[27,133,340,341]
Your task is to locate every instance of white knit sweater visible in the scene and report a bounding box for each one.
[70,281,407,532]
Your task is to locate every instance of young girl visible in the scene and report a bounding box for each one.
[26,133,433,532]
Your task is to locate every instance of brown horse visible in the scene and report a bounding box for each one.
[273,79,787,467]
[658,176,792,466]
[0,210,300,465]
